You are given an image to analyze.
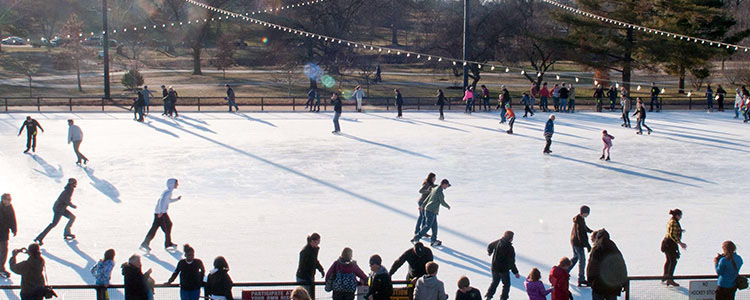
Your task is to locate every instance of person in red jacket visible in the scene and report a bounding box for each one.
[549,257,572,300]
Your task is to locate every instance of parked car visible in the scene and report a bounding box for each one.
[2,36,26,45]
[83,36,118,47]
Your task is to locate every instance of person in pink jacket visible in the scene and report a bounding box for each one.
[463,87,474,114]
[600,130,615,161]
[524,268,552,300]
[325,247,368,300]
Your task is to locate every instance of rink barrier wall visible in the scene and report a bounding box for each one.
[625,274,750,300]
[1,96,703,113]
[0,280,411,300]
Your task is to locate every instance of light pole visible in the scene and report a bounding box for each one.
[102,0,111,100]
[462,0,470,90]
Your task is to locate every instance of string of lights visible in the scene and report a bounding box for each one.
[183,0,688,92]
[540,0,750,54]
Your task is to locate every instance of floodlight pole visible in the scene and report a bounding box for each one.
[462,0,470,90]
[103,0,111,100]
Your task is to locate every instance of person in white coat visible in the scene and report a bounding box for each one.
[140,178,182,251]
[67,119,88,165]
[352,86,365,112]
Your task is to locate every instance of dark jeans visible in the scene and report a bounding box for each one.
[414,209,425,234]
[568,99,575,112]
[499,106,507,122]
[636,118,652,134]
[36,209,76,241]
[569,246,586,282]
[523,105,533,117]
[333,112,341,132]
[662,238,679,281]
[397,104,403,117]
[25,131,37,151]
[591,292,617,300]
[540,96,548,111]
[707,98,714,110]
[622,111,631,127]
[136,106,144,122]
[227,100,239,112]
[332,291,355,300]
[20,288,45,300]
[413,210,438,242]
[163,100,169,115]
[650,96,660,111]
[486,271,511,300]
[296,277,314,297]
[465,100,472,113]
[544,135,552,152]
[507,117,515,132]
[716,286,737,300]
[596,98,603,112]
[96,286,109,300]
[305,97,315,111]
[483,97,490,111]
[72,140,88,164]
[439,105,444,119]
[610,99,616,111]
[0,240,8,272]
[143,213,173,247]
[553,97,560,111]
[171,102,179,117]
[718,97,724,111]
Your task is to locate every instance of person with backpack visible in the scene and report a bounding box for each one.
[549,257,572,300]
[167,244,205,300]
[91,249,116,300]
[296,233,325,295]
[10,243,45,300]
[413,262,446,300]
[0,193,17,279]
[587,229,628,300]
[325,247,368,300]
[366,255,393,300]
[661,209,687,287]
[486,231,520,300]
[715,241,744,300]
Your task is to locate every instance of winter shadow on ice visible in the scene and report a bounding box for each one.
[141,121,180,138]
[511,133,594,152]
[2,289,20,300]
[432,246,491,278]
[659,136,749,153]
[145,120,541,265]
[31,154,64,183]
[654,129,749,147]
[179,115,209,125]
[83,167,121,203]
[237,113,277,127]
[41,243,96,283]
[366,113,469,133]
[364,113,418,125]
[551,155,699,187]
[176,117,217,134]
[611,161,715,184]
[339,133,435,160]
[144,253,176,271]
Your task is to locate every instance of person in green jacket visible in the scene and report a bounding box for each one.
[412,179,451,246]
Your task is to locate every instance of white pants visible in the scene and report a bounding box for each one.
[209,296,227,300]
[356,98,362,111]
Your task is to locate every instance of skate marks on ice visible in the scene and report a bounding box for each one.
[550,155,699,187]
[338,133,435,160]
[30,154,64,182]
[82,167,121,203]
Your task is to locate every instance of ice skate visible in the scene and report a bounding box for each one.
[605,156,610,161]
[64,234,76,240]
[599,155,605,160]
[139,242,151,253]
[430,240,442,247]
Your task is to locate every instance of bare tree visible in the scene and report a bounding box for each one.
[53,14,95,92]
[3,55,41,96]
[212,34,236,79]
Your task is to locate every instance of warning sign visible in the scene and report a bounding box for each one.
[689,280,717,300]
[242,289,293,300]
[391,288,409,300]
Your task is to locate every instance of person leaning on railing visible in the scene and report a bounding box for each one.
[9,243,45,300]
[715,241,743,300]
[206,256,234,300]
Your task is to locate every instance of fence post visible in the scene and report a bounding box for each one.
[4,98,7,112]
[448,98,452,110]
[261,97,264,111]
[198,97,201,112]
[69,98,72,112]
[624,280,630,300]
[417,98,421,110]
[101,98,105,111]
[689,97,692,110]
[292,97,296,111]
[386,98,390,111]
[37,97,40,112]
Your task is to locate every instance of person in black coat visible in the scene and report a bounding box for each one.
[0,193,17,278]
[390,243,433,300]
[166,244,205,300]
[122,254,151,300]
[296,233,325,295]
[35,178,78,245]
[18,116,44,153]
[570,205,593,286]
[10,243,45,299]
[332,93,343,134]
[486,231,520,300]
[436,89,447,120]
[586,229,627,300]
[456,276,482,300]
[161,85,169,116]
[367,255,393,300]
[395,89,404,118]
[206,256,233,300]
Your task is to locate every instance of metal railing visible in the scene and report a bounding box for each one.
[1,96,706,113]
[0,280,410,300]
[625,274,750,300]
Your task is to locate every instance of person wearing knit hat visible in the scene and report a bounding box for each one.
[570,205,593,287]
[35,178,78,245]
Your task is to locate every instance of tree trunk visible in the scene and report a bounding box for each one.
[28,75,32,97]
[678,65,686,94]
[622,27,634,94]
[192,46,202,75]
[391,26,398,46]
[76,61,83,92]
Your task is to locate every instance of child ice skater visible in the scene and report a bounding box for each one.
[600,130,614,161]
[524,268,552,300]
[505,105,516,134]
[549,258,571,300]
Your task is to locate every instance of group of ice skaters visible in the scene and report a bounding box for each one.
[128,84,242,122]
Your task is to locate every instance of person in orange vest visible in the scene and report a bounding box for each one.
[504,105,515,134]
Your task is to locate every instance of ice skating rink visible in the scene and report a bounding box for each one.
[0,110,748,299]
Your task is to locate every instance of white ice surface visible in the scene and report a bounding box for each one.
[0,110,748,299]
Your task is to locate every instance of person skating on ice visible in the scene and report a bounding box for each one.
[524,268,552,300]
[549,257,572,300]
[412,179,451,247]
[352,86,365,112]
[481,85,491,112]
[650,82,660,112]
[633,98,652,135]
[485,231,520,300]
[607,85,618,113]
[521,92,534,118]
[395,89,404,118]
[463,87,474,114]
[67,119,89,165]
[497,92,508,124]
[543,115,555,154]
[140,178,182,252]
[587,229,628,300]
[570,205,593,287]
[415,173,437,237]
[661,209,687,287]
[305,88,316,112]
[35,178,78,245]
[332,93,343,134]
[621,87,631,128]
[18,116,44,153]
[141,85,154,114]
[161,85,169,116]
[504,105,515,135]
[226,84,239,112]
[0,193,17,278]
[600,131,614,161]
[593,85,604,112]
[435,89,447,120]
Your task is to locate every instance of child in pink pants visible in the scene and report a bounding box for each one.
[600,130,614,161]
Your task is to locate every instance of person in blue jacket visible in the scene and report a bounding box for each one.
[543,115,555,154]
[715,241,743,300]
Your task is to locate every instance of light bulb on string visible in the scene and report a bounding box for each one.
[537,72,541,77]
[505,67,509,73]
[661,88,666,93]
[687,91,692,97]
[416,54,421,59]
[438,58,442,62]
[427,56,431,60]
[556,74,560,80]
[575,77,579,83]
[637,85,642,91]
[491,66,495,71]
[615,82,620,89]
[521,70,526,75]
[453,61,457,66]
